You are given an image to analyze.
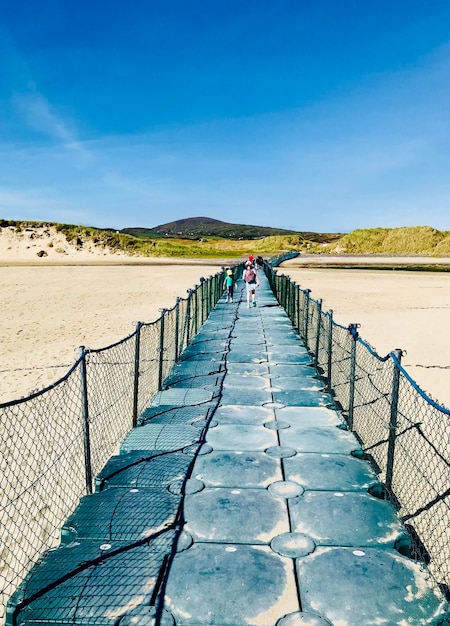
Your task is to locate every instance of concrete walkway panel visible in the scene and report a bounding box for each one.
[140,404,216,426]
[96,451,193,490]
[296,546,446,625]
[225,363,270,377]
[272,389,333,407]
[205,424,278,451]
[223,375,271,390]
[227,348,268,363]
[164,543,299,626]
[8,535,176,625]
[150,389,215,406]
[265,335,306,346]
[220,387,273,406]
[279,424,360,454]
[61,488,180,543]
[164,373,225,391]
[178,351,225,362]
[121,424,203,452]
[272,376,325,391]
[274,406,343,428]
[193,451,283,487]
[269,363,317,378]
[267,350,311,364]
[213,405,275,425]
[164,360,224,382]
[184,487,289,543]
[289,491,406,547]
[284,452,379,491]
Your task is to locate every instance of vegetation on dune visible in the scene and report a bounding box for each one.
[1,219,449,258]
[0,219,326,258]
[326,226,450,256]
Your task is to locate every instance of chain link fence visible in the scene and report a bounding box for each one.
[266,265,450,600]
[0,266,239,625]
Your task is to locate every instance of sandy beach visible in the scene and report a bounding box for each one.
[0,226,242,403]
[0,261,230,404]
[280,257,450,409]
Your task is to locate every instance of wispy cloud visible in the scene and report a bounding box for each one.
[1,27,93,167]
[13,91,92,166]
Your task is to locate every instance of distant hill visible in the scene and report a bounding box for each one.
[121,216,341,243]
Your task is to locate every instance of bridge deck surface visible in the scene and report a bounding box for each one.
[7,272,448,625]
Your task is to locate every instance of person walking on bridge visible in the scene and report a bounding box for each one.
[224,268,234,303]
[243,262,259,307]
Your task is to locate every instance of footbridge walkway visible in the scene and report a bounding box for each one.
[6,271,449,625]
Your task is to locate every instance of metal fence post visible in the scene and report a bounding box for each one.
[206,276,215,318]
[285,278,290,318]
[174,298,181,362]
[79,347,93,495]
[296,285,301,335]
[314,299,323,366]
[185,290,192,346]
[386,349,403,492]
[326,310,333,392]
[304,289,311,347]
[192,287,197,337]
[158,310,166,391]
[199,277,205,326]
[347,324,359,431]
[132,322,142,427]
[289,281,296,326]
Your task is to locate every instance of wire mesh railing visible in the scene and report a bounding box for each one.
[266,265,450,600]
[0,265,241,625]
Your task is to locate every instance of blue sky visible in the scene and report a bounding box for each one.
[1,1,450,233]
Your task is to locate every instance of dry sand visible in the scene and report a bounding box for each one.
[280,257,450,409]
[0,262,230,404]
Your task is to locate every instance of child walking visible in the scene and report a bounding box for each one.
[224,269,234,303]
[243,262,259,307]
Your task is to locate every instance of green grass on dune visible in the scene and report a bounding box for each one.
[327,226,450,256]
[1,220,449,258]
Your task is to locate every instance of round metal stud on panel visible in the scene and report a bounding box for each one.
[265,446,297,459]
[262,402,286,409]
[277,611,333,625]
[268,480,305,498]
[183,443,213,456]
[168,478,205,495]
[271,533,316,558]
[263,420,290,430]
[175,531,194,553]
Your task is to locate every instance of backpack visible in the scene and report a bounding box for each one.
[244,268,256,283]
